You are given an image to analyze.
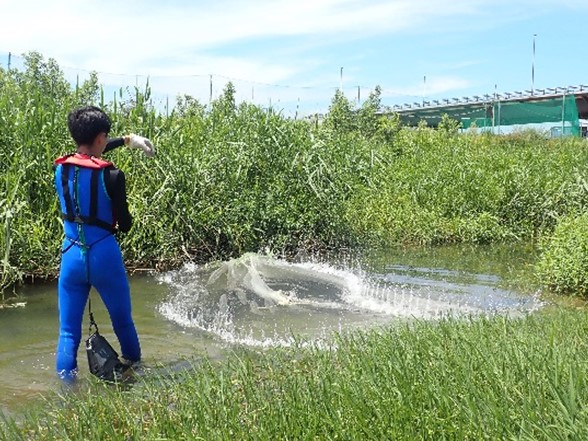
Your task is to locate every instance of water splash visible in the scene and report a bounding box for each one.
[157,253,543,347]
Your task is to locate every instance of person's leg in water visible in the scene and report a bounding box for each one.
[89,235,141,364]
[56,242,91,381]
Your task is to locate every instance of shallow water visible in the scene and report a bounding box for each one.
[0,244,543,416]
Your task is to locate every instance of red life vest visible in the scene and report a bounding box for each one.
[54,153,113,169]
[54,153,116,232]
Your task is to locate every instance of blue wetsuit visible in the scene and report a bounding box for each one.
[54,147,140,380]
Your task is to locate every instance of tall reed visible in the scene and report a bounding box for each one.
[2,52,588,295]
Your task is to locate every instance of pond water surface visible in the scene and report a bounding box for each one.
[0,244,543,416]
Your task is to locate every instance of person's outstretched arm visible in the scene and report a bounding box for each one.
[104,137,125,154]
[105,135,156,156]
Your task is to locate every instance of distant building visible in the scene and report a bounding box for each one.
[381,86,588,138]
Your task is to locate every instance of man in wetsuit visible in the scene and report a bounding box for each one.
[54,105,155,380]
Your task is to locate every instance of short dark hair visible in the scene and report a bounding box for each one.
[67,106,111,146]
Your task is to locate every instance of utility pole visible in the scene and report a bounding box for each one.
[340,67,343,92]
[423,75,427,105]
[532,34,537,95]
[209,75,213,105]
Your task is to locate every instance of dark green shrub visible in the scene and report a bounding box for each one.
[536,214,588,295]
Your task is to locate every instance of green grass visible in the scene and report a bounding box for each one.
[3,308,588,440]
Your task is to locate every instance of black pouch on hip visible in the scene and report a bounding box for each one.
[85,298,126,382]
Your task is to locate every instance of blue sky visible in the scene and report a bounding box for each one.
[0,0,586,115]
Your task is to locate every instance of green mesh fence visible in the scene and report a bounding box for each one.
[397,95,581,136]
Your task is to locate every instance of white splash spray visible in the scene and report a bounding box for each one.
[157,253,543,347]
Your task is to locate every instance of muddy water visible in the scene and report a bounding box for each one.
[0,244,543,416]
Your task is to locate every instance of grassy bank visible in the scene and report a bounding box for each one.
[3,308,588,440]
[2,53,588,294]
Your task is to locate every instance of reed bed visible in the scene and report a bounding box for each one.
[2,53,588,295]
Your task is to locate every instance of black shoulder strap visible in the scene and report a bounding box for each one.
[60,164,75,219]
[90,169,99,220]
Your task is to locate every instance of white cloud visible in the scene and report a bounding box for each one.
[0,0,582,107]
[0,0,553,76]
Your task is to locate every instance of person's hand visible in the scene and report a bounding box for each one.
[125,134,156,157]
